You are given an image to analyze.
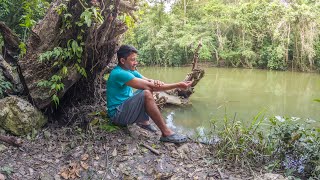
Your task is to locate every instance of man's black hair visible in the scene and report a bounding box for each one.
[117,45,138,62]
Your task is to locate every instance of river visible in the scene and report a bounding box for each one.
[139,66,320,135]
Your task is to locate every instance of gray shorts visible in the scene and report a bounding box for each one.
[111,90,149,126]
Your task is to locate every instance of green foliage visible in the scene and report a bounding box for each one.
[212,110,267,164]
[99,121,121,132]
[0,0,50,41]
[37,74,64,107]
[268,117,320,177]
[124,0,320,71]
[99,123,120,132]
[314,40,320,70]
[36,1,104,107]
[261,44,287,70]
[18,42,27,58]
[210,112,320,178]
[0,73,12,98]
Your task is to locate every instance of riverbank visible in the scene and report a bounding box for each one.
[0,121,284,179]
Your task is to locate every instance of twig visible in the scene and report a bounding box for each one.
[140,143,160,155]
[217,168,224,179]
[0,135,23,147]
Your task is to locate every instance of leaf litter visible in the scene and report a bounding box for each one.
[0,122,265,179]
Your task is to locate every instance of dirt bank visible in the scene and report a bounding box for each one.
[0,122,272,180]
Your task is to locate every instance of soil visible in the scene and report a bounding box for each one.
[0,122,265,180]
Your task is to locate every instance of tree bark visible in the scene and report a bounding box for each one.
[0,22,20,65]
[0,135,23,147]
[12,0,133,109]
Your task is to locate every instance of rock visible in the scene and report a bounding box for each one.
[54,174,61,180]
[0,173,6,180]
[0,128,5,135]
[158,92,183,105]
[254,173,287,180]
[0,144,7,152]
[0,96,47,136]
[39,172,54,180]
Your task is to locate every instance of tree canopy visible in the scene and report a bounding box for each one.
[124,0,320,71]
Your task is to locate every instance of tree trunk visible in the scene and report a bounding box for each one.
[0,0,204,124]
[0,0,137,111]
[0,0,139,125]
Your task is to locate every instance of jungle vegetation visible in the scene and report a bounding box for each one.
[0,0,319,179]
[124,0,320,71]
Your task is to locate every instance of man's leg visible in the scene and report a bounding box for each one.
[111,91,149,126]
[143,90,174,137]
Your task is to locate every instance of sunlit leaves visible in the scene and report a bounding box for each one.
[62,66,68,75]
[75,63,87,78]
[37,74,65,108]
[19,42,27,58]
[80,9,92,27]
[52,94,59,108]
[56,3,68,15]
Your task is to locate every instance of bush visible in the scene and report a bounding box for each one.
[260,44,287,70]
[268,117,320,178]
[209,113,320,178]
[210,111,268,165]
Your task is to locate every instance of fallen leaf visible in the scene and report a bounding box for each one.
[80,161,89,170]
[81,154,89,161]
[59,162,82,179]
[90,118,99,126]
[112,148,117,157]
[60,171,69,179]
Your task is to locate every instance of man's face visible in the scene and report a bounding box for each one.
[121,53,138,71]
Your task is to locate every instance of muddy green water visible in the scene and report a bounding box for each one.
[139,66,320,134]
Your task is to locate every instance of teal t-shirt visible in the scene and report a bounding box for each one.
[106,65,143,117]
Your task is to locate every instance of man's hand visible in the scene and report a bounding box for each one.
[153,80,164,87]
[178,81,193,90]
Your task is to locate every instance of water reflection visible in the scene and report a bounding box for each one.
[139,67,320,133]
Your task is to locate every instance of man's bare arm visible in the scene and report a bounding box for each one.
[126,78,191,92]
[141,76,164,87]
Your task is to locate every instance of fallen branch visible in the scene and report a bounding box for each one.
[140,143,160,155]
[191,41,203,71]
[176,41,205,98]
[0,135,23,147]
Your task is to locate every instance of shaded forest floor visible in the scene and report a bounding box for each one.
[0,122,284,180]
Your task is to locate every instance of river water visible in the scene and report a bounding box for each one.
[139,66,320,134]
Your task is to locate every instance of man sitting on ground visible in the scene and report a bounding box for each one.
[106,45,192,143]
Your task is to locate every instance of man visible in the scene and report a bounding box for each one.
[106,45,192,143]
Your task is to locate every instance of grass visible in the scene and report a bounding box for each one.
[207,111,320,179]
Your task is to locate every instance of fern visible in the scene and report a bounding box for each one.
[0,73,12,98]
